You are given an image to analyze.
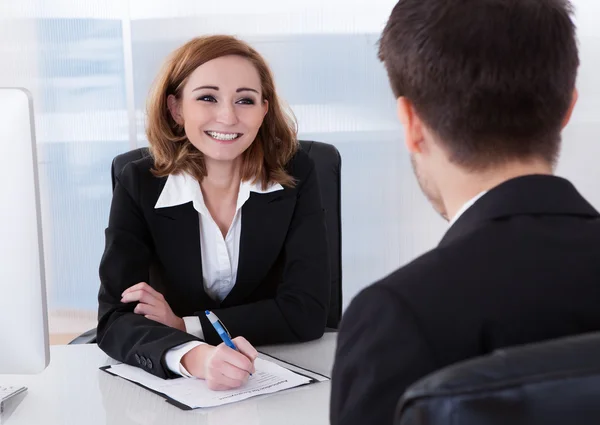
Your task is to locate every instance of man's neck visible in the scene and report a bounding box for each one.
[443,159,553,222]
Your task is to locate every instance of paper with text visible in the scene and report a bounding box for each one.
[106,357,312,409]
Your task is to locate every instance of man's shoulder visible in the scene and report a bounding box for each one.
[367,223,518,301]
[345,247,451,320]
[376,247,451,295]
[346,235,490,322]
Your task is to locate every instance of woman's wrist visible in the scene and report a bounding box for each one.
[181,344,213,379]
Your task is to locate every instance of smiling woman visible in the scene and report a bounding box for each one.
[167,55,268,165]
[96,35,331,391]
[146,35,298,190]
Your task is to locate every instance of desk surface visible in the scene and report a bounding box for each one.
[1,333,336,425]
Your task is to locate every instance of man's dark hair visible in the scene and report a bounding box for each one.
[379,0,579,169]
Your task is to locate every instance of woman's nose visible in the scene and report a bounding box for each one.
[215,103,239,126]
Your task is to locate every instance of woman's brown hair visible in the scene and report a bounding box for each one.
[146,35,298,188]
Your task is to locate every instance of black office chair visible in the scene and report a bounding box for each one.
[395,332,600,425]
[70,140,342,344]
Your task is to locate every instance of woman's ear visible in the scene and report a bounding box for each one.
[167,94,183,125]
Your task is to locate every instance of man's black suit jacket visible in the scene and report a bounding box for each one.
[331,175,600,425]
[97,148,330,379]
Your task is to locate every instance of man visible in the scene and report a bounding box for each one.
[330,1,600,424]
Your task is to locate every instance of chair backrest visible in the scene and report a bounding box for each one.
[395,332,600,425]
[111,140,342,328]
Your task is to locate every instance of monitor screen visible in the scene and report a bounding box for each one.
[0,87,49,374]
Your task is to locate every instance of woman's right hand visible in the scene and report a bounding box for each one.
[181,337,258,390]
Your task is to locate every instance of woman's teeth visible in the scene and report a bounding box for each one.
[206,131,241,141]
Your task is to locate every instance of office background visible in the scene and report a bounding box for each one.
[1,0,599,343]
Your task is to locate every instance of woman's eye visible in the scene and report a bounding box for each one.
[236,98,255,105]
[197,95,216,102]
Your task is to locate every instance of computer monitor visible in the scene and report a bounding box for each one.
[0,87,49,374]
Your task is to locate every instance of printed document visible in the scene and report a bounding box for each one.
[104,356,317,409]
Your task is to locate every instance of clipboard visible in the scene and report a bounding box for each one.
[100,365,194,410]
[100,352,329,410]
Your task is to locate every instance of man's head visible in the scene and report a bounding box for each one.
[379,0,579,218]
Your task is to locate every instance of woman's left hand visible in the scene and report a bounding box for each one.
[121,282,185,331]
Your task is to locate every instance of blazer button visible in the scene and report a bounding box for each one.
[147,359,153,369]
[140,357,147,367]
[135,354,141,364]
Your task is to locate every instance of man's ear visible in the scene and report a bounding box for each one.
[561,88,578,129]
[397,97,425,154]
[167,94,183,125]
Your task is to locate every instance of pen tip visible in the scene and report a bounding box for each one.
[205,310,210,315]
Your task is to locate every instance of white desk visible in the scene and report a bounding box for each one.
[1,333,336,425]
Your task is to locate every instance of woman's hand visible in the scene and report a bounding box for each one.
[181,337,258,390]
[121,282,185,331]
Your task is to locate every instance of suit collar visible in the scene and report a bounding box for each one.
[448,190,487,227]
[154,171,284,216]
[440,175,599,247]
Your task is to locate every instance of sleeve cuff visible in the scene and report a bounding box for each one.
[183,316,204,340]
[164,341,204,378]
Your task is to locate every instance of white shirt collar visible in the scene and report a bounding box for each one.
[448,190,487,227]
[154,172,284,215]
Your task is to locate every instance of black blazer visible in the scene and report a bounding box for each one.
[330,175,600,425]
[97,148,330,379]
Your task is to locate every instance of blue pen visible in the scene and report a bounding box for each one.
[205,310,253,376]
[205,310,237,350]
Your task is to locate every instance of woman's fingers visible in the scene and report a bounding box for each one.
[231,337,258,374]
[133,302,157,316]
[218,344,254,374]
[122,282,161,299]
[211,358,251,383]
[121,289,159,306]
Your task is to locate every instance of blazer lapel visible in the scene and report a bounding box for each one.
[222,190,296,306]
[154,200,218,313]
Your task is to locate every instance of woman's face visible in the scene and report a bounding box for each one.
[168,55,268,164]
